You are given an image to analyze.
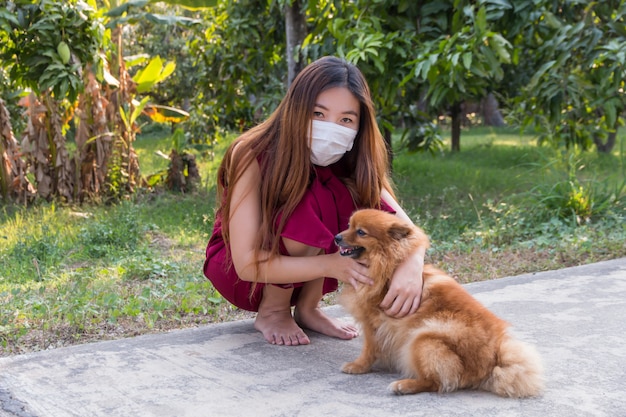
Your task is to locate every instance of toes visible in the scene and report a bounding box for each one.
[345,326,359,338]
[255,311,309,346]
[271,334,282,345]
[296,332,311,345]
[271,331,309,346]
[339,324,358,339]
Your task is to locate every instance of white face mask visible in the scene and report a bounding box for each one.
[309,120,358,166]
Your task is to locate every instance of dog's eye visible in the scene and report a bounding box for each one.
[356,229,366,237]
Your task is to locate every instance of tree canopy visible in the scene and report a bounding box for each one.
[1,0,624,203]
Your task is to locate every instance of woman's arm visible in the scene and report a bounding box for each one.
[227,153,372,289]
[379,189,426,317]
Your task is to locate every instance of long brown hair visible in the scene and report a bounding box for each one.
[216,56,395,270]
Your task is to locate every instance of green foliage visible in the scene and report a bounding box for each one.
[9,224,66,281]
[0,0,102,102]
[0,192,222,353]
[0,69,24,136]
[309,2,437,150]
[527,152,626,224]
[105,0,206,25]
[160,127,211,157]
[157,0,217,8]
[77,203,147,257]
[403,1,513,107]
[392,127,626,249]
[184,0,286,143]
[113,0,218,11]
[145,127,212,188]
[397,117,444,155]
[119,2,203,112]
[308,0,515,152]
[300,0,625,154]
[511,1,626,151]
[1,204,75,283]
[131,56,176,93]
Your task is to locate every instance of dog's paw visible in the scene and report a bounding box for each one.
[341,361,371,374]
[388,378,438,395]
[388,380,405,395]
[388,379,418,395]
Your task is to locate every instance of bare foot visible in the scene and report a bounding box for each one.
[294,307,359,340]
[254,309,311,346]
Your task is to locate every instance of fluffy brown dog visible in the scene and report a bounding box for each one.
[334,209,544,397]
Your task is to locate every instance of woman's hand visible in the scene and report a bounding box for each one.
[379,250,424,318]
[327,251,373,290]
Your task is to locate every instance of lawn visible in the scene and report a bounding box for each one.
[1,125,624,356]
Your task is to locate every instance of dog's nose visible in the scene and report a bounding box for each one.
[334,234,343,244]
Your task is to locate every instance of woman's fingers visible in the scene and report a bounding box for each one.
[353,262,372,285]
[333,253,372,287]
[380,285,422,318]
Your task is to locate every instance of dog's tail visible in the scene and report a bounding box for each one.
[481,335,545,398]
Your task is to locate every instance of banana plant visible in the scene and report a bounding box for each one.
[0,0,102,202]
[101,0,212,197]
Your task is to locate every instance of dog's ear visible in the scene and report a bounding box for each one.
[388,222,413,241]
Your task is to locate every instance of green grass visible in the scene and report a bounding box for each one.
[1,125,624,356]
[392,126,626,277]
[134,124,174,176]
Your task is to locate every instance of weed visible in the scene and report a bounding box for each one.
[77,203,148,255]
[527,150,626,224]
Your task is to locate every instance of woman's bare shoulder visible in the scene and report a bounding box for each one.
[230,140,261,183]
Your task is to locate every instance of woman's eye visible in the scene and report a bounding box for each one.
[313,111,323,118]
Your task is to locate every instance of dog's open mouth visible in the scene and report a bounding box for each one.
[338,245,364,259]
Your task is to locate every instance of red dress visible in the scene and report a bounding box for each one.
[203,165,394,311]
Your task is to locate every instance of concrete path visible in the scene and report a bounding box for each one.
[1,258,625,417]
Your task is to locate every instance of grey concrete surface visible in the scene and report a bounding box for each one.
[1,258,626,417]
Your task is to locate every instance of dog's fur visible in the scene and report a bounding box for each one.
[335,209,544,397]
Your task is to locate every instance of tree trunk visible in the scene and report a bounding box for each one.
[481,93,505,127]
[43,94,74,201]
[19,92,72,201]
[593,118,618,153]
[451,102,462,152]
[0,98,16,200]
[0,98,35,203]
[75,70,113,201]
[166,150,200,193]
[285,0,307,86]
[106,25,140,198]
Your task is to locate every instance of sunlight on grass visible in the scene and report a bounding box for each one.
[439,126,539,148]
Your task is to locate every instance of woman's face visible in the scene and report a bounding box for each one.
[308,87,361,166]
[312,87,360,130]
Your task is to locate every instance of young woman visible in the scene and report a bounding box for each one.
[204,56,425,346]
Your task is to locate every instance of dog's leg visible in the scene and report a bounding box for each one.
[341,327,378,374]
[388,378,439,395]
[388,332,463,395]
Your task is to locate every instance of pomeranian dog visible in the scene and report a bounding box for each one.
[334,209,544,397]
